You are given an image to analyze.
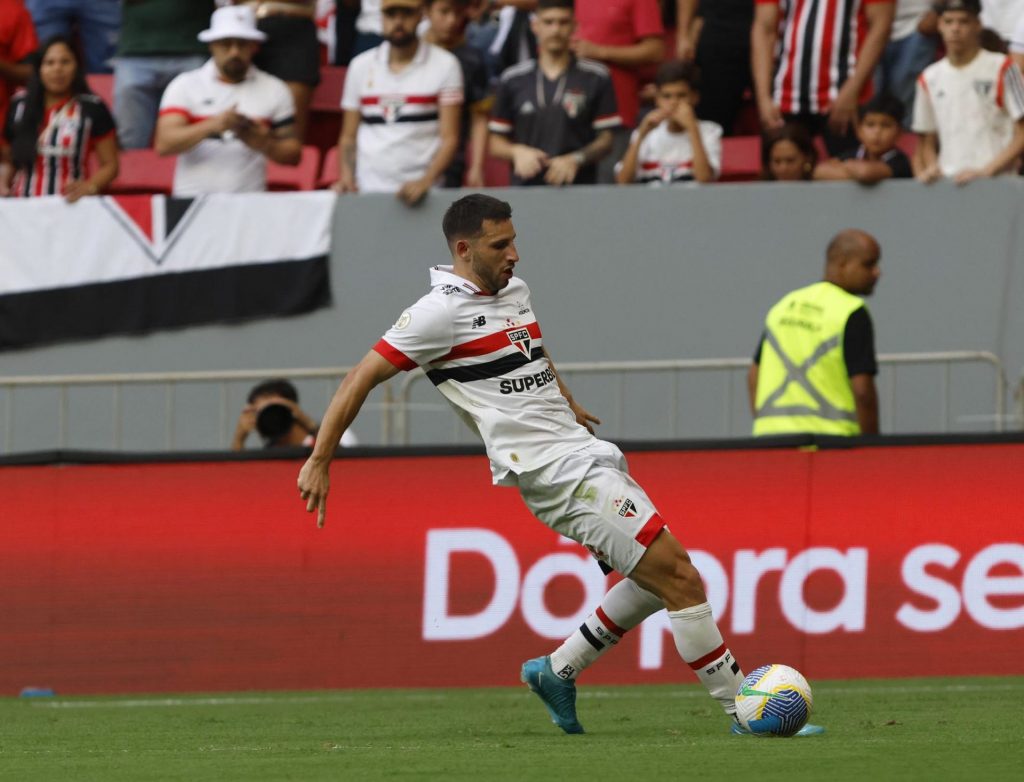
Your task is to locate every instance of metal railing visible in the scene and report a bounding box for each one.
[395,351,1011,443]
[0,351,1010,454]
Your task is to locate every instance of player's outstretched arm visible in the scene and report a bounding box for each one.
[297,350,400,528]
[543,348,601,434]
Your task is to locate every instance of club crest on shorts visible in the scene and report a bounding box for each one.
[613,497,637,518]
[507,327,531,357]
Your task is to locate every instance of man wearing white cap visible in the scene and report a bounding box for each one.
[154,5,301,196]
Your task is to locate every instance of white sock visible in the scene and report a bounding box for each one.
[667,602,745,716]
[549,579,664,680]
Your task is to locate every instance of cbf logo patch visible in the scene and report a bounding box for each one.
[507,327,531,357]
[613,497,637,518]
[562,89,587,119]
[380,95,406,123]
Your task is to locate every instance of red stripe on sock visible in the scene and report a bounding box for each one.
[595,606,627,638]
[634,514,664,547]
[687,643,727,671]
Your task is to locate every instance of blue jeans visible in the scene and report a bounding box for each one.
[26,0,121,74]
[113,55,207,149]
[876,32,939,127]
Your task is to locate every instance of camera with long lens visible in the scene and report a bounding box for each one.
[256,403,294,440]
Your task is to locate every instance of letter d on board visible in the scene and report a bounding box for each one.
[422,529,520,640]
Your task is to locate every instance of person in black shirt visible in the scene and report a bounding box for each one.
[425,0,493,188]
[814,93,913,182]
[488,0,621,186]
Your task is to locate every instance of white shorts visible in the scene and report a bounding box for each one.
[516,440,665,576]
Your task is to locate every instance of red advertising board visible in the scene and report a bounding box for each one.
[1,443,1022,695]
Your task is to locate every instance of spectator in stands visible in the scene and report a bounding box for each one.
[0,0,37,140]
[616,60,721,184]
[814,93,914,181]
[573,0,664,182]
[232,378,358,450]
[353,0,385,55]
[748,228,881,436]
[1012,13,1024,71]
[225,1,321,142]
[0,35,118,200]
[154,6,301,197]
[761,123,817,181]
[24,0,119,74]
[751,0,895,156]
[489,0,620,186]
[337,0,463,204]
[113,1,215,150]
[424,0,492,187]
[912,0,1024,184]
[675,0,753,136]
[877,2,939,127]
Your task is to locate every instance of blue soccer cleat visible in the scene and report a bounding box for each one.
[520,656,585,734]
[730,718,826,737]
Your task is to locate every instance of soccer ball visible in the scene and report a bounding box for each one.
[734,664,813,737]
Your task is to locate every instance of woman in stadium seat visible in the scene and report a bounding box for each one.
[760,122,817,182]
[0,35,119,202]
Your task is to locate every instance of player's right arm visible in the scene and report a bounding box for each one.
[297,350,400,528]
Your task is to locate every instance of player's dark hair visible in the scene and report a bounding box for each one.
[247,379,300,405]
[655,60,700,91]
[442,194,513,246]
[858,92,905,126]
[10,35,93,171]
[537,0,574,12]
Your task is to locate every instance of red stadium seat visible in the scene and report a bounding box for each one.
[267,145,321,191]
[311,66,346,113]
[86,73,114,107]
[106,148,176,195]
[317,145,339,188]
[719,135,762,182]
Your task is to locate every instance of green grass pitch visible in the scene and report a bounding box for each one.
[2,677,1022,781]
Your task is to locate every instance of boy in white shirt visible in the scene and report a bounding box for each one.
[912,0,1024,184]
[615,60,722,185]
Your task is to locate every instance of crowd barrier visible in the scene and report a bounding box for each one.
[2,435,1022,695]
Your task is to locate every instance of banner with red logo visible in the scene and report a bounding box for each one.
[1,442,1022,695]
[0,192,333,350]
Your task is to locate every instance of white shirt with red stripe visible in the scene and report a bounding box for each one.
[627,119,723,184]
[758,0,893,116]
[912,50,1024,177]
[159,59,295,196]
[341,40,464,193]
[374,266,593,484]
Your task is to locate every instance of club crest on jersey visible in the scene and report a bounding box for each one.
[613,497,637,518]
[507,327,531,357]
[562,89,587,119]
[380,94,406,123]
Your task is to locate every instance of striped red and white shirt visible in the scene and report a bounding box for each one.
[375,266,593,483]
[342,40,464,193]
[757,0,893,115]
[5,93,115,198]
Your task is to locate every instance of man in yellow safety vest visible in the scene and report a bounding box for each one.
[748,228,881,436]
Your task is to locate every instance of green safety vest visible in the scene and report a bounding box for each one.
[753,281,866,436]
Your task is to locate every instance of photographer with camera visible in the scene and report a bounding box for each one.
[231,378,357,450]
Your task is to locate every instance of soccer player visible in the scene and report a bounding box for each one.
[296,194,821,736]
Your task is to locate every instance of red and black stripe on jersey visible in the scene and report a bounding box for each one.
[6,92,115,198]
[761,0,887,115]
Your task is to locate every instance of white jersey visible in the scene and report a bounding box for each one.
[912,50,1024,177]
[627,120,723,184]
[159,60,295,196]
[375,266,594,483]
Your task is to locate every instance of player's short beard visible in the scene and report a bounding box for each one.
[220,57,248,82]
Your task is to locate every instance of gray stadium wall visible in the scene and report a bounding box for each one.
[2,179,1023,451]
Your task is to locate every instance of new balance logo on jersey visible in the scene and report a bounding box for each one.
[472,316,486,329]
[507,327,531,356]
[614,498,637,518]
[499,368,556,394]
